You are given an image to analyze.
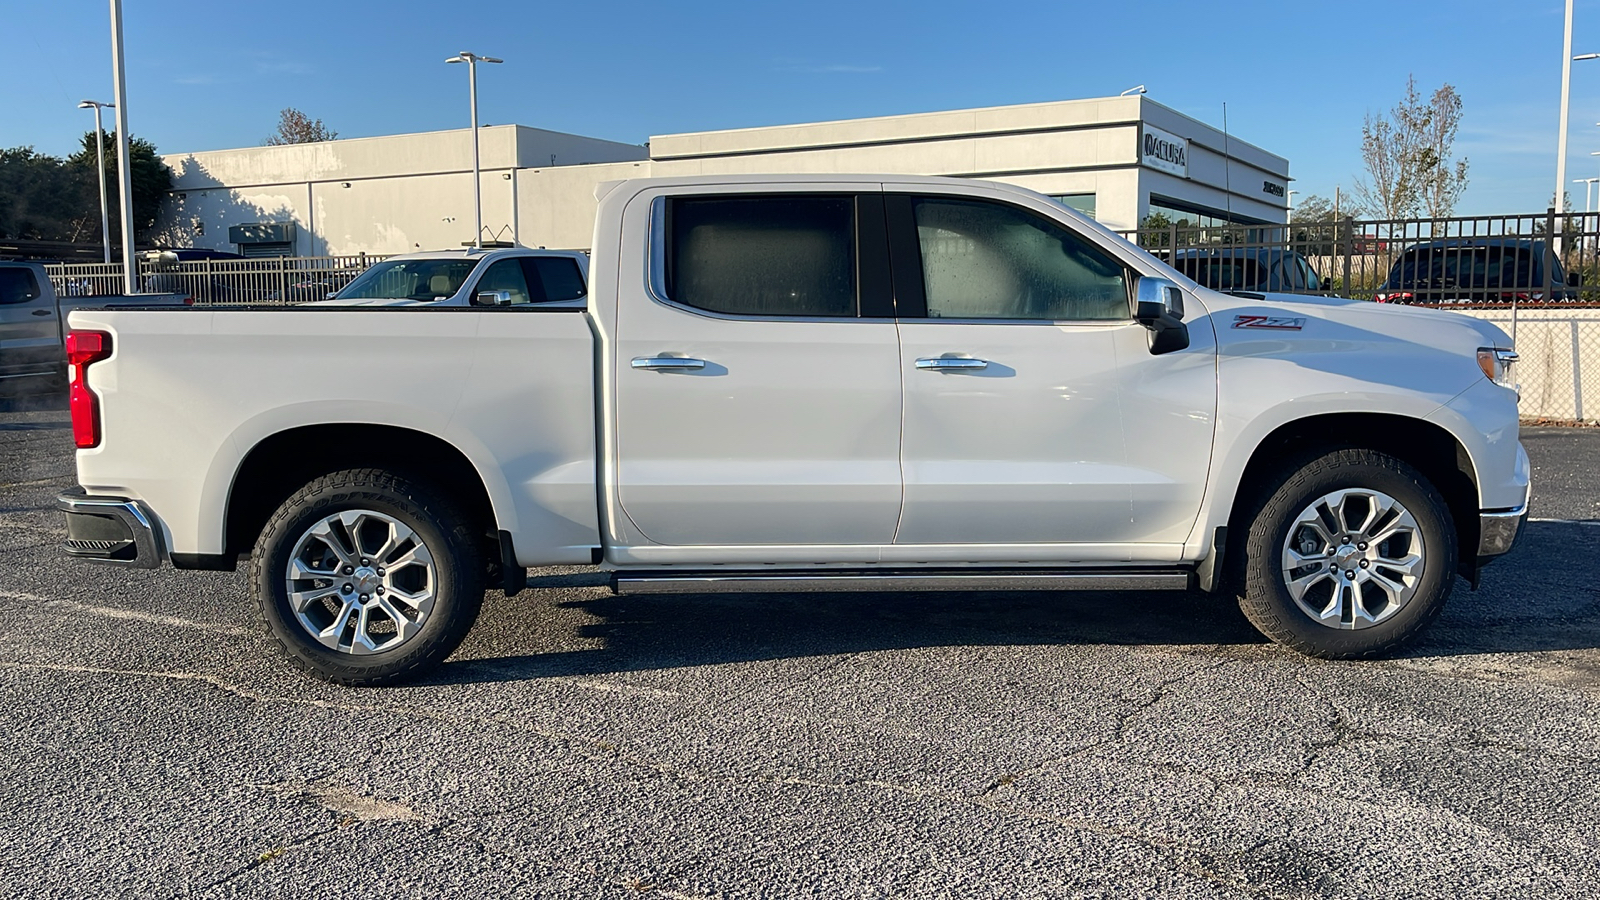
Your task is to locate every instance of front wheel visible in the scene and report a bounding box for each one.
[1237,448,1458,659]
[250,468,485,685]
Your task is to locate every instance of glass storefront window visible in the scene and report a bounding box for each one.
[1050,194,1096,220]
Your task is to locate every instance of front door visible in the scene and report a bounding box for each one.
[612,188,904,547]
[0,267,61,379]
[889,190,1214,552]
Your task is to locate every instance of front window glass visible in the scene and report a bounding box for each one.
[0,268,41,305]
[473,259,532,305]
[667,195,856,317]
[335,259,481,301]
[912,197,1127,320]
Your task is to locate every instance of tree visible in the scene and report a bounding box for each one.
[1353,76,1470,222]
[265,108,338,145]
[0,147,90,242]
[1289,194,1351,257]
[67,131,174,244]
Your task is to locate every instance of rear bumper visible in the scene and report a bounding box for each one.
[57,487,163,569]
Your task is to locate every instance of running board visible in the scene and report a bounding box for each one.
[611,568,1193,595]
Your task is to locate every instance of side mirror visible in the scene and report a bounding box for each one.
[1567,272,1584,287]
[476,290,513,307]
[1134,277,1190,355]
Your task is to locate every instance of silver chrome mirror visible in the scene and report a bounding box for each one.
[1136,276,1184,320]
[476,290,513,307]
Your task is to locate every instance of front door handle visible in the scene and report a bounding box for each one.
[632,356,707,371]
[30,309,52,317]
[914,356,989,371]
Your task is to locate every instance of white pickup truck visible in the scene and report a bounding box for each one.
[57,175,1529,685]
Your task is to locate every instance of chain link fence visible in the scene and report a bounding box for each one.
[43,253,390,306]
[1115,209,1600,423]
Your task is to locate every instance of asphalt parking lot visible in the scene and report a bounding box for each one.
[2,388,1598,899]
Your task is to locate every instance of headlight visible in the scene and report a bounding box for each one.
[1476,347,1518,388]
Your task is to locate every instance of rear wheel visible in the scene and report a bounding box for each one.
[250,468,484,685]
[1237,448,1457,659]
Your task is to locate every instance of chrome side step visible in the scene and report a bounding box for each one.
[612,568,1193,595]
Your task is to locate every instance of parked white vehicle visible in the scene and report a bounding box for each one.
[309,247,588,308]
[58,175,1529,684]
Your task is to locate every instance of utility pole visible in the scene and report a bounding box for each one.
[78,100,115,264]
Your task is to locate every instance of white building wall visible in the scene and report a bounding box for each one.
[154,97,1288,256]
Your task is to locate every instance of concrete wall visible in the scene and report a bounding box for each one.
[1458,309,1600,424]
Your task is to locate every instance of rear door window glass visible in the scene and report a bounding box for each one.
[522,257,586,302]
[666,195,856,317]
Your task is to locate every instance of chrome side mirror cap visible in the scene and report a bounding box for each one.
[1133,276,1189,355]
[476,290,513,307]
[1136,276,1184,320]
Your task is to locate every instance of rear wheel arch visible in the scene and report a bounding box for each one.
[223,424,500,563]
[1222,413,1480,587]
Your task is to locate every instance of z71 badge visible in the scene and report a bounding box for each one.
[1232,314,1307,330]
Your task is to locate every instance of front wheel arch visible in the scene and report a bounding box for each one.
[1219,413,1480,593]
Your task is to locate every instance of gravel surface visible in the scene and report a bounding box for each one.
[3,390,1598,899]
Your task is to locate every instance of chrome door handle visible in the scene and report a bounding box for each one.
[631,356,707,371]
[914,356,988,370]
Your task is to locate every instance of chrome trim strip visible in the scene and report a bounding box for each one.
[57,488,163,569]
[614,571,1191,594]
[1478,503,1528,558]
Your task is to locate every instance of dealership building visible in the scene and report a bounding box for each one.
[155,95,1291,256]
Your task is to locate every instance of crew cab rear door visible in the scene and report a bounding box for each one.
[609,185,903,546]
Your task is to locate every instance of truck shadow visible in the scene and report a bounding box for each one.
[436,521,1599,684]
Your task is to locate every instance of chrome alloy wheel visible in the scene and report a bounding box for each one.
[284,510,436,655]
[1280,488,1424,630]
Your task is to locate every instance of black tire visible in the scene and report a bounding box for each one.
[1236,448,1457,659]
[250,468,484,685]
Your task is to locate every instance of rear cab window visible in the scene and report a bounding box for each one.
[0,267,43,305]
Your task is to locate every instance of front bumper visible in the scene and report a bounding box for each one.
[1477,504,1528,560]
[57,487,163,569]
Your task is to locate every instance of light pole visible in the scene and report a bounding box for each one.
[1287,189,1299,223]
[77,100,115,264]
[1120,85,1146,96]
[1555,0,1598,231]
[445,51,502,248]
[109,0,136,294]
[1576,177,1600,213]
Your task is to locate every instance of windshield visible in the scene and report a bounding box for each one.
[334,259,481,301]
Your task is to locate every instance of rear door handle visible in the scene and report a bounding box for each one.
[631,356,707,371]
[914,356,989,371]
[31,309,52,317]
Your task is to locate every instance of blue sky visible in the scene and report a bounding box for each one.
[2,0,1598,216]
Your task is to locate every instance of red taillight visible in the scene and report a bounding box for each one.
[66,330,112,449]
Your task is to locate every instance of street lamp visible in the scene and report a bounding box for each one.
[1575,177,1600,214]
[1554,0,1598,228]
[1120,85,1146,96]
[445,51,502,248]
[1287,189,1298,223]
[77,100,115,264]
[109,0,136,293]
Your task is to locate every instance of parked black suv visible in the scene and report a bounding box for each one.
[1374,238,1579,305]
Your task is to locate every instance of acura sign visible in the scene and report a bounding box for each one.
[1142,125,1189,178]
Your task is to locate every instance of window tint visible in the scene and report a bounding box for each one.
[1392,246,1539,290]
[912,198,1127,320]
[337,259,479,301]
[522,256,585,302]
[474,259,533,305]
[0,267,41,306]
[667,196,855,317]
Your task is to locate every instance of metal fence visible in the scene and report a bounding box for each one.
[1114,208,1600,422]
[43,253,390,306]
